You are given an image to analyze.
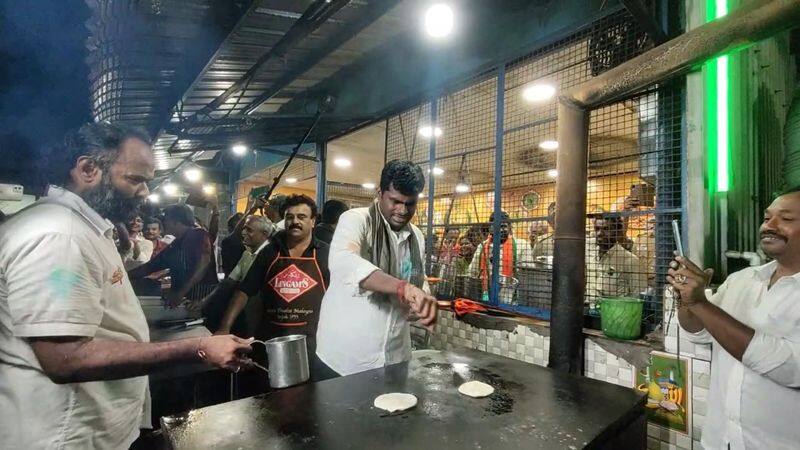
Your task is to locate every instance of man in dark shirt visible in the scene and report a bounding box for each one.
[313,199,349,244]
[217,194,332,383]
[129,204,218,307]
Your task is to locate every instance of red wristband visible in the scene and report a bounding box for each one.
[396,280,408,303]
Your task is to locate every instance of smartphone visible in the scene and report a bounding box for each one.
[671,219,684,257]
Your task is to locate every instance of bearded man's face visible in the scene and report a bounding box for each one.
[81,137,154,223]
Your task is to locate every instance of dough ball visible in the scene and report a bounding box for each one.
[458,380,494,398]
[373,393,418,413]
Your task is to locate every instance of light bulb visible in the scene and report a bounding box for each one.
[424,3,454,38]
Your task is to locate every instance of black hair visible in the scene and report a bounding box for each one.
[163,204,195,227]
[227,212,244,229]
[144,217,162,230]
[270,194,288,215]
[379,160,425,196]
[46,122,151,187]
[321,199,349,224]
[282,194,317,218]
[489,211,511,223]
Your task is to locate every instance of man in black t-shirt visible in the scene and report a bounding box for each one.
[217,195,334,384]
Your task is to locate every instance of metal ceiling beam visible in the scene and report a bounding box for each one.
[185,0,352,122]
[144,0,256,138]
[278,0,623,118]
[620,0,668,45]
[241,0,402,115]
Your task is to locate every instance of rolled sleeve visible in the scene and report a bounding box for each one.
[6,233,104,338]
[679,280,728,345]
[329,210,382,290]
[742,332,800,388]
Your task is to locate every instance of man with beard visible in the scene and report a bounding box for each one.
[0,122,253,449]
[468,211,534,304]
[585,215,647,302]
[129,204,219,308]
[217,195,332,384]
[669,188,800,449]
[200,215,272,336]
[315,160,438,376]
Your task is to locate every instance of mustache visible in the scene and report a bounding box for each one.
[761,231,787,241]
[288,225,302,230]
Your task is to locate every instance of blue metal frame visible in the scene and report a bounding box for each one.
[490,64,506,307]
[426,99,437,273]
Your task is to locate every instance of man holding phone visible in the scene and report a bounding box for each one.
[668,188,800,449]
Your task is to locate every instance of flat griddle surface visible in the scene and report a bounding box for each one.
[162,349,644,449]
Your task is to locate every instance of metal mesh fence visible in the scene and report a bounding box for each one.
[383,9,683,329]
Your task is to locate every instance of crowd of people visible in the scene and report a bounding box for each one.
[2,120,799,449]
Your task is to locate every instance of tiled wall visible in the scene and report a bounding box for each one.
[414,304,711,450]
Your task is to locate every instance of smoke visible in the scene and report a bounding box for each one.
[0,0,91,191]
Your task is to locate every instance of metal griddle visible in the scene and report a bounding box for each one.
[162,349,645,449]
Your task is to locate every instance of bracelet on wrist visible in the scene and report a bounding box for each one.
[396,280,408,303]
[196,338,207,361]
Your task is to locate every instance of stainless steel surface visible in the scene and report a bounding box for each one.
[253,335,310,389]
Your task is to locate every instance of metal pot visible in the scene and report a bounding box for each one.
[253,335,310,388]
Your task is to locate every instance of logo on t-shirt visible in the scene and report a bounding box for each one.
[268,264,317,303]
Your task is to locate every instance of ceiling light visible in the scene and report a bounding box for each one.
[455,183,470,193]
[184,168,202,182]
[231,144,248,156]
[432,166,444,176]
[147,193,160,204]
[362,182,376,189]
[522,83,556,102]
[333,158,352,168]
[539,140,559,151]
[285,177,298,184]
[202,184,216,195]
[424,3,454,38]
[419,125,443,139]
[163,183,178,196]
[547,169,559,178]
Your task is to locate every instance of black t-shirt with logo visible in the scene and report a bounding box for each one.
[239,231,330,344]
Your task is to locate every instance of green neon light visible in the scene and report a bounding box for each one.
[706,0,730,192]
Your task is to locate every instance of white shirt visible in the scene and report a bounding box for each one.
[681,261,800,450]
[122,233,154,270]
[586,243,648,299]
[316,207,428,376]
[229,239,270,282]
[0,186,151,450]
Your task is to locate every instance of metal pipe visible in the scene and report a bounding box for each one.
[426,99,438,273]
[490,65,506,306]
[549,102,589,374]
[549,0,800,375]
[567,0,800,108]
[316,141,327,208]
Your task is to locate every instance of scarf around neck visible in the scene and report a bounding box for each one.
[367,202,425,301]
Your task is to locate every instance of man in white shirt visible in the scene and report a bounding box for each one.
[669,188,800,449]
[586,215,648,300]
[0,122,253,450]
[316,160,438,376]
[120,215,154,269]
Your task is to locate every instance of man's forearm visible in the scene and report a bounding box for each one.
[31,337,201,384]
[690,301,755,360]
[677,306,704,333]
[219,290,249,332]
[360,270,404,295]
